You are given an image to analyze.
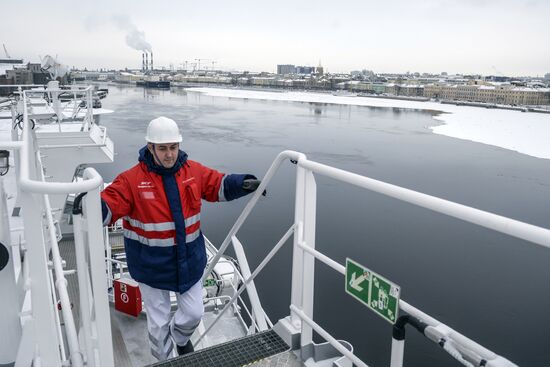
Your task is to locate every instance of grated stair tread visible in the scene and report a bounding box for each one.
[148,329,290,367]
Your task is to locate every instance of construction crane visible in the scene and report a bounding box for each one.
[3,44,11,59]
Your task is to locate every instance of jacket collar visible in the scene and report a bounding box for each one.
[138,145,188,176]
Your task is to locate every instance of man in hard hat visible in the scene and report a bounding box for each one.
[100,116,262,361]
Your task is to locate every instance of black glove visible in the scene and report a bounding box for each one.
[242,179,266,196]
[72,192,87,215]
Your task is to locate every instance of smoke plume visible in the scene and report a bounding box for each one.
[111,14,152,52]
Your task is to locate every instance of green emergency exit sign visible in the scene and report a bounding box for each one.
[345,258,401,324]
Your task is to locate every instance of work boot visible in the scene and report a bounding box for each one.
[177,340,194,355]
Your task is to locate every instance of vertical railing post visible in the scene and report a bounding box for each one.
[82,169,114,367]
[300,170,317,346]
[104,227,113,290]
[290,165,306,328]
[73,213,95,367]
[86,88,93,128]
[390,338,405,367]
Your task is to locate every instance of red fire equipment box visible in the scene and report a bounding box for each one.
[114,278,142,317]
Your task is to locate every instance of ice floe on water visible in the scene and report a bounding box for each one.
[187,87,550,160]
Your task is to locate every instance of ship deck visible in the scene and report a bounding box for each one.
[59,235,253,366]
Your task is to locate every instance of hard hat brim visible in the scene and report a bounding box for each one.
[145,135,183,144]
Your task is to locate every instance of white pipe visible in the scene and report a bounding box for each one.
[39,143,107,149]
[297,242,345,274]
[73,214,95,366]
[0,84,44,89]
[0,141,24,149]
[290,167,305,328]
[390,338,405,367]
[299,170,317,346]
[290,305,369,367]
[299,159,550,249]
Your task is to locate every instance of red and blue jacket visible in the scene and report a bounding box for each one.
[100,147,254,293]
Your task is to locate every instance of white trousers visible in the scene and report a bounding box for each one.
[139,280,204,361]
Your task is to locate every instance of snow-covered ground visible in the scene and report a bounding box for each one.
[187,87,550,160]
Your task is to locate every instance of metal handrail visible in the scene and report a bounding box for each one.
[1,85,109,365]
[195,224,296,345]
[232,271,274,329]
[228,282,262,333]
[203,237,270,333]
[202,150,305,283]
[298,158,550,249]
[201,150,535,366]
[231,235,268,331]
[205,150,550,276]
[16,90,104,194]
[35,149,84,367]
[294,242,515,366]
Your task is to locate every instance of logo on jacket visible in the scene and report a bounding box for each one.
[140,191,155,200]
[138,181,154,189]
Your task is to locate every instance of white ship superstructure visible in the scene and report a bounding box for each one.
[1,82,545,366]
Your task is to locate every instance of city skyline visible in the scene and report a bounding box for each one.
[2,0,549,76]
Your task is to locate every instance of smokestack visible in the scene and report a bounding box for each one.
[142,53,145,72]
[145,52,149,71]
[151,52,154,71]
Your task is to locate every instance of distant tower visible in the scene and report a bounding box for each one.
[316,60,324,76]
[151,52,154,71]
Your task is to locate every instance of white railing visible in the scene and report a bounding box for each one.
[203,237,271,333]
[0,85,114,366]
[199,150,541,366]
[3,83,97,133]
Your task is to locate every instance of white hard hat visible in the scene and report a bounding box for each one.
[145,116,183,144]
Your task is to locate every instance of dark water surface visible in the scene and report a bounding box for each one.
[95,85,550,366]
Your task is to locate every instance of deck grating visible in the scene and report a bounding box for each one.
[148,329,290,367]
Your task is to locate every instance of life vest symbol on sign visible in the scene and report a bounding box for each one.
[121,293,129,303]
[120,283,127,292]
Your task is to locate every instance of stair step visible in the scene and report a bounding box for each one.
[148,329,289,367]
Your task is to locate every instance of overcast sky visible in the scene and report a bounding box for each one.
[2,0,549,76]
